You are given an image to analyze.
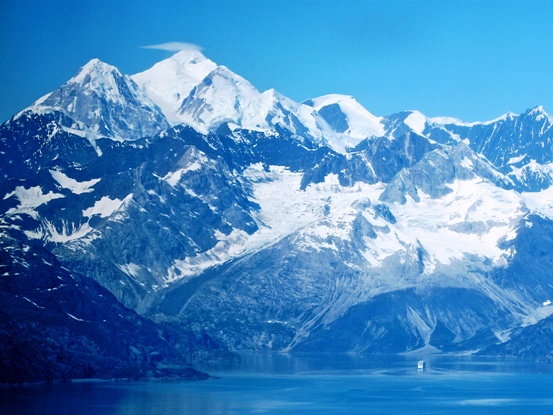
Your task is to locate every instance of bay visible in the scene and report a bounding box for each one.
[2,354,553,415]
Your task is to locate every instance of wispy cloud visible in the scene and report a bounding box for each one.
[141,42,203,53]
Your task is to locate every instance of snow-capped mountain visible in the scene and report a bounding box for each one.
[133,50,334,145]
[368,107,553,191]
[432,106,553,190]
[22,58,169,142]
[4,50,553,382]
[132,49,217,125]
[304,94,385,152]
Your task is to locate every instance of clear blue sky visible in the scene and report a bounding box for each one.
[2,0,553,123]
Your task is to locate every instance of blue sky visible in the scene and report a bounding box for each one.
[2,0,553,123]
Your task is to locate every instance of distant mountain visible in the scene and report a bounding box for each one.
[377,107,553,191]
[3,50,553,383]
[133,50,334,144]
[26,58,169,143]
[304,94,385,152]
[132,49,217,125]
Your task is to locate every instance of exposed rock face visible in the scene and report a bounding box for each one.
[0,229,232,383]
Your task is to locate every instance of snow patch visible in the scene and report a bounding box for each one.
[43,219,94,243]
[22,297,45,309]
[403,111,427,135]
[307,94,385,152]
[166,229,252,284]
[83,195,130,218]
[522,185,553,219]
[50,170,101,194]
[507,155,526,165]
[4,186,64,219]
[162,150,208,186]
[67,313,85,322]
[117,263,142,278]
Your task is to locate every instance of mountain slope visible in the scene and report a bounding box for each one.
[0,226,221,383]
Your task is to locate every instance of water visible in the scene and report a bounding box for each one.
[2,354,553,414]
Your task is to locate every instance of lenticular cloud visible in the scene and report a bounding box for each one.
[141,42,203,53]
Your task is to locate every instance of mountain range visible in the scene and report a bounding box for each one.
[3,49,553,382]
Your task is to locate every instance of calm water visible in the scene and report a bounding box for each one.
[2,354,553,415]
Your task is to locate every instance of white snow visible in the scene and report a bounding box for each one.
[509,160,553,185]
[507,155,527,165]
[522,185,553,218]
[430,111,518,128]
[460,156,474,169]
[521,301,553,326]
[133,51,334,145]
[239,170,526,281]
[117,263,142,278]
[389,179,526,268]
[67,313,84,322]
[175,67,333,143]
[82,195,130,218]
[251,171,525,273]
[69,58,152,113]
[527,105,553,124]
[23,218,95,243]
[132,49,217,125]
[22,297,45,309]
[4,186,64,219]
[45,219,94,243]
[429,116,468,126]
[23,57,165,144]
[50,170,100,194]
[72,59,115,86]
[159,163,529,292]
[403,111,428,135]
[479,112,518,126]
[163,165,386,284]
[243,166,384,252]
[307,94,385,151]
[161,148,209,186]
[166,228,252,284]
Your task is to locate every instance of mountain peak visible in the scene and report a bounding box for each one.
[131,51,217,124]
[71,58,122,85]
[525,105,551,120]
[528,105,547,114]
[303,94,385,152]
[169,48,209,64]
[400,110,428,135]
[202,65,257,91]
[26,57,169,141]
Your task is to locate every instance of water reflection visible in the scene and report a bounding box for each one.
[199,352,553,376]
[199,352,412,375]
[2,354,553,415]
